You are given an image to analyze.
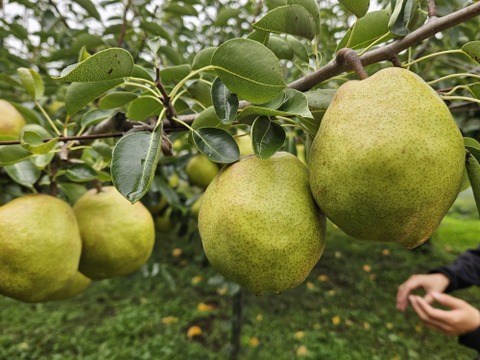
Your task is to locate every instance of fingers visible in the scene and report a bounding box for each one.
[430,291,465,309]
[409,295,455,334]
[396,275,425,311]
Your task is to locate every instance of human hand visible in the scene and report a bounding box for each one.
[396,273,450,312]
[408,292,480,336]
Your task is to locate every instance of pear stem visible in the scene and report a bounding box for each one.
[335,48,369,80]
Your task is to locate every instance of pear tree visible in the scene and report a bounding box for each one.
[0,0,480,356]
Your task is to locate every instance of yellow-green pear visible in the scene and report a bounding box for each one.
[0,194,82,303]
[45,272,91,301]
[186,154,220,188]
[0,99,26,139]
[235,133,254,156]
[74,186,155,279]
[199,152,326,295]
[309,67,465,249]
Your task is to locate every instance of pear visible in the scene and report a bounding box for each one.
[74,186,155,279]
[186,154,220,188]
[0,194,82,303]
[309,67,465,249]
[45,272,91,301]
[0,99,26,139]
[198,152,326,295]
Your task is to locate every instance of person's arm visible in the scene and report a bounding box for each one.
[430,246,480,292]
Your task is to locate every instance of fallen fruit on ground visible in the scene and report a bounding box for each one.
[309,67,465,249]
[0,194,82,302]
[74,186,155,279]
[186,154,219,188]
[0,99,26,139]
[199,152,326,295]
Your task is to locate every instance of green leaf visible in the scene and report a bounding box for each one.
[215,8,242,26]
[337,10,392,51]
[0,145,32,165]
[462,41,480,64]
[126,96,163,121]
[468,83,480,99]
[73,0,101,20]
[140,22,173,42]
[164,3,198,16]
[267,36,294,60]
[159,64,191,84]
[238,89,313,120]
[247,30,270,45]
[58,183,88,205]
[99,92,138,109]
[465,137,480,162]
[211,38,286,104]
[17,68,45,100]
[111,128,163,203]
[288,0,320,26]
[20,130,58,155]
[211,77,239,124]
[192,47,217,70]
[81,109,115,128]
[286,35,309,62]
[388,0,421,37]
[55,48,134,82]
[339,0,370,18]
[64,163,99,182]
[253,5,315,40]
[191,106,229,130]
[466,153,480,217]
[131,65,153,81]
[187,81,213,107]
[4,159,41,189]
[251,117,286,159]
[192,128,240,163]
[65,79,124,115]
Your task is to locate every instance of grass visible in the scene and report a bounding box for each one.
[1,192,480,360]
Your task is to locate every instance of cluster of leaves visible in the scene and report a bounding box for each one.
[0,0,479,213]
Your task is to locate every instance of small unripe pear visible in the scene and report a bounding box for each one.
[0,99,26,139]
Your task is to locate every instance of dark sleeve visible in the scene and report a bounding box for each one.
[459,328,480,352]
[429,246,480,293]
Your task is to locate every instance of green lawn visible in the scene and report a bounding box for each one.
[1,192,479,360]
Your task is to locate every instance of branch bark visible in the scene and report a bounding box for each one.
[288,2,480,91]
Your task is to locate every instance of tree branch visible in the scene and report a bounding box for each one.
[288,2,480,91]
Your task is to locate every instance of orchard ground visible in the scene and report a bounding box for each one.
[0,190,479,360]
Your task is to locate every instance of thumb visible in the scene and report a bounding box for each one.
[430,291,464,309]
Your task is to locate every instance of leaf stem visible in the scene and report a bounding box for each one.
[440,95,480,105]
[34,100,61,135]
[170,65,216,100]
[428,73,480,85]
[403,49,463,67]
[123,81,160,97]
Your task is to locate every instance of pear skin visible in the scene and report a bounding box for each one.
[199,152,326,295]
[309,67,465,249]
[0,195,82,302]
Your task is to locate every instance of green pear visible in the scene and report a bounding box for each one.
[235,133,254,156]
[199,152,326,295]
[0,99,26,139]
[186,154,220,188]
[45,272,91,301]
[0,194,82,303]
[309,67,465,249]
[74,186,155,279]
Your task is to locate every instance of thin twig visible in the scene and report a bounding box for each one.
[47,0,70,28]
[118,0,132,47]
[428,0,438,18]
[155,67,177,120]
